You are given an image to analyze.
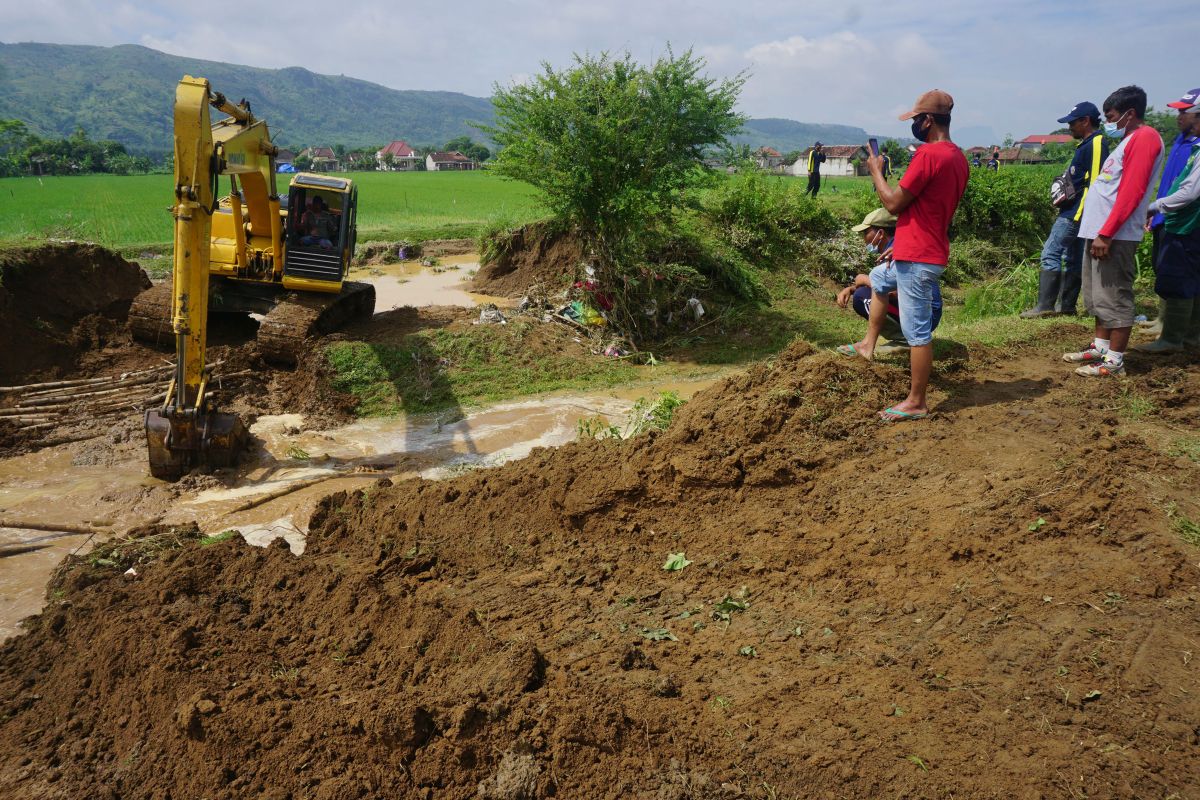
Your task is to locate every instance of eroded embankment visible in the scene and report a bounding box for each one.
[1,340,1197,799]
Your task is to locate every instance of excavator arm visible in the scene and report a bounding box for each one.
[144,75,268,480]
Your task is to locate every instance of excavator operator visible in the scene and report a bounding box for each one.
[301,195,337,249]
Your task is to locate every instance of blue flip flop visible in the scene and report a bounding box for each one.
[879,406,928,422]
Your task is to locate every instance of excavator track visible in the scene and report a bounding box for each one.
[257,280,375,366]
[128,283,176,347]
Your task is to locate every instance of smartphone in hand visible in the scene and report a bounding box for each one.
[868,138,879,156]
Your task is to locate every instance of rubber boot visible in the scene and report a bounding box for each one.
[1138,297,1166,334]
[1020,271,1061,318]
[1059,268,1082,315]
[1133,297,1190,353]
[1183,298,1200,351]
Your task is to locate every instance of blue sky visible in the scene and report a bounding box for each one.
[2,0,1196,147]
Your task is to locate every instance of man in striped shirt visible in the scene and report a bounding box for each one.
[1064,86,1165,377]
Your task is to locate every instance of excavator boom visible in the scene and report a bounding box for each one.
[144,76,254,480]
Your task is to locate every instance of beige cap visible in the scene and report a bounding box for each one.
[898,89,954,120]
[852,208,897,232]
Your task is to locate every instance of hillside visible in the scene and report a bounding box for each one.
[731,117,882,151]
[0,42,495,152]
[0,41,902,156]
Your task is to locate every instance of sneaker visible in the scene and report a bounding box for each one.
[1062,344,1105,363]
[1075,360,1125,377]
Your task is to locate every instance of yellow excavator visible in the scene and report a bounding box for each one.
[136,76,374,480]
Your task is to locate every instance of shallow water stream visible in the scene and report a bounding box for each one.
[0,255,724,640]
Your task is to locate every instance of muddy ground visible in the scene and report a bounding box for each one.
[1,305,1198,800]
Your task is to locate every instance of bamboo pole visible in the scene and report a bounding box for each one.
[0,520,111,535]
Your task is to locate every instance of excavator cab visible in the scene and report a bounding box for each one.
[283,174,358,288]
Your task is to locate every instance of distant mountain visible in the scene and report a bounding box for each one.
[732,118,900,153]
[0,42,495,153]
[0,41,908,158]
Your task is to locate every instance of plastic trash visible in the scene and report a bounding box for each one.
[687,297,706,320]
[1134,314,1147,322]
[477,304,507,325]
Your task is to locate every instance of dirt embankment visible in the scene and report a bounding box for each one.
[471,224,584,298]
[1,339,1197,799]
[0,243,361,456]
[0,243,150,384]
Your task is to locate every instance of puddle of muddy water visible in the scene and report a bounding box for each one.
[0,331,724,641]
[350,255,510,312]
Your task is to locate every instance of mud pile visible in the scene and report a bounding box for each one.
[1,342,1198,798]
[0,243,150,383]
[472,224,583,297]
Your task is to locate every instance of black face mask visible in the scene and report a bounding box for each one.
[911,115,931,143]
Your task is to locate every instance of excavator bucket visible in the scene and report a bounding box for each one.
[145,408,248,481]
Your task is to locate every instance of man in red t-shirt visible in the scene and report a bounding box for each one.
[850,89,969,421]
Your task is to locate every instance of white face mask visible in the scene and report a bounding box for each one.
[1103,109,1131,139]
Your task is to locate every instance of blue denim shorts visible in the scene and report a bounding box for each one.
[869,260,944,346]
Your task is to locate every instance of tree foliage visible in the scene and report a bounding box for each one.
[482,49,745,257]
[0,119,159,177]
[480,50,747,343]
[881,138,909,169]
[443,136,490,163]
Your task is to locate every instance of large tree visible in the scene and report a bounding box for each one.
[481,49,745,267]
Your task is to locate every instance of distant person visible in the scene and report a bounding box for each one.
[972,152,983,168]
[1065,85,1165,377]
[836,208,942,357]
[986,152,999,171]
[1021,101,1108,318]
[1135,91,1200,353]
[804,142,826,198]
[881,151,893,180]
[1135,87,1200,350]
[855,89,969,422]
[301,196,337,249]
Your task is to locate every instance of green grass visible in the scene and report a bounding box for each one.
[324,320,641,416]
[0,170,547,253]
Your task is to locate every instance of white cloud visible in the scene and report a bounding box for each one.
[1,0,1193,144]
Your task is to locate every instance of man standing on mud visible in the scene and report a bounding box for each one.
[853,90,968,421]
[1065,86,1165,376]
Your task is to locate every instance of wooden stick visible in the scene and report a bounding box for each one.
[22,373,166,400]
[227,474,360,514]
[0,520,111,536]
[0,364,177,394]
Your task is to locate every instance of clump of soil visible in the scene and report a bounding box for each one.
[0,243,150,384]
[1,341,1198,798]
[472,224,584,297]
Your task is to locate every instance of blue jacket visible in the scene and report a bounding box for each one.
[1151,132,1200,229]
[1061,132,1108,221]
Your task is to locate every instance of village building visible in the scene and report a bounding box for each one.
[1015,134,1074,153]
[276,148,297,166]
[789,144,870,178]
[754,147,784,171]
[425,151,477,171]
[300,146,340,172]
[376,140,422,171]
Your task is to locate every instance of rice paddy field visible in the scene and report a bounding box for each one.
[0,170,549,253]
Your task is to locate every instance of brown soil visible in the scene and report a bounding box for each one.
[472,224,584,298]
[0,243,150,383]
[1,339,1197,799]
[0,242,356,457]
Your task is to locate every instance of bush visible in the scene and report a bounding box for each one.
[952,166,1058,250]
[700,171,839,266]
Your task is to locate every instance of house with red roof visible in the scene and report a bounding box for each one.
[300,146,340,172]
[1016,134,1074,152]
[426,151,477,171]
[376,140,422,171]
[754,147,784,171]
